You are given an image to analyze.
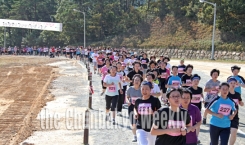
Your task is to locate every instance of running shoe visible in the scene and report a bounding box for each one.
[203,118,206,124]
[100,92,104,96]
[117,112,122,117]
[132,136,137,142]
[112,119,116,125]
[105,114,110,121]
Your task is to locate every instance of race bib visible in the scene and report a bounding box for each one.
[186,79,192,86]
[98,59,102,62]
[131,97,139,105]
[218,104,231,116]
[142,60,146,64]
[178,68,184,73]
[117,74,123,80]
[161,73,167,78]
[172,81,180,88]
[108,85,116,92]
[210,90,218,95]
[233,99,239,105]
[191,94,202,103]
[138,103,153,115]
[167,120,185,136]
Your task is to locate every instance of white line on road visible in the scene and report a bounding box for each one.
[238,129,245,136]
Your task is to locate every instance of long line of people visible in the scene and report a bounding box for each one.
[83,47,244,145]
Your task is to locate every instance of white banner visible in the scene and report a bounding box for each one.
[0,19,62,32]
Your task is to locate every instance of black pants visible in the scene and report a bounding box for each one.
[210,124,230,145]
[117,86,127,112]
[105,95,118,111]
[128,104,136,125]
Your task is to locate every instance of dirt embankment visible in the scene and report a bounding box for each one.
[0,56,63,145]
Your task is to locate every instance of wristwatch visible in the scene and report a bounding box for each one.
[185,128,188,133]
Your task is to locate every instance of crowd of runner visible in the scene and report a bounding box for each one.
[2,45,244,145]
[0,46,82,58]
[76,47,244,145]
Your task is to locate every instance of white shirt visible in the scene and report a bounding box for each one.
[166,63,171,70]
[104,75,120,96]
[128,59,136,68]
[151,83,161,95]
[92,53,99,62]
[66,47,70,52]
[85,49,88,55]
[117,71,125,88]
[114,56,119,61]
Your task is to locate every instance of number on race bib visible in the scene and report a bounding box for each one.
[218,104,231,116]
[161,73,167,78]
[108,85,116,92]
[191,94,201,103]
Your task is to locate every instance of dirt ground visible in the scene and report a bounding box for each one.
[0,56,65,145]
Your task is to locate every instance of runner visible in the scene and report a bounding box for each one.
[92,50,99,74]
[116,62,126,116]
[206,82,237,145]
[203,69,221,124]
[164,57,171,71]
[103,66,123,125]
[100,59,111,96]
[97,52,105,76]
[158,61,170,104]
[178,59,186,78]
[188,74,203,111]
[76,47,81,60]
[134,81,161,145]
[126,62,143,86]
[152,69,160,87]
[228,65,245,95]
[146,72,161,98]
[157,55,164,66]
[150,55,156,61]
[180,88,202,145]
[188,74,203,143]
[146,60,157,74]
[227,77,244,145]
[151,88,191,145]
[126,74,143,142]
[140,53,149,79]
[165,66,182,91]
[128,55,136,72]
[181,64,193,88]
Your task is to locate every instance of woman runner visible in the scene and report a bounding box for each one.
[103,66,123,125]
[227,77,244,145]
[134,81,161,145]
[158,61,170,104]
[100,59,111,96]
[206,82,237,145]
[126,74,143,142]
[203,69,221,124]
[180,88,202,145]
[151,88,191,145]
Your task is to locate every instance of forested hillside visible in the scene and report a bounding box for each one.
[0,0,244,51]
